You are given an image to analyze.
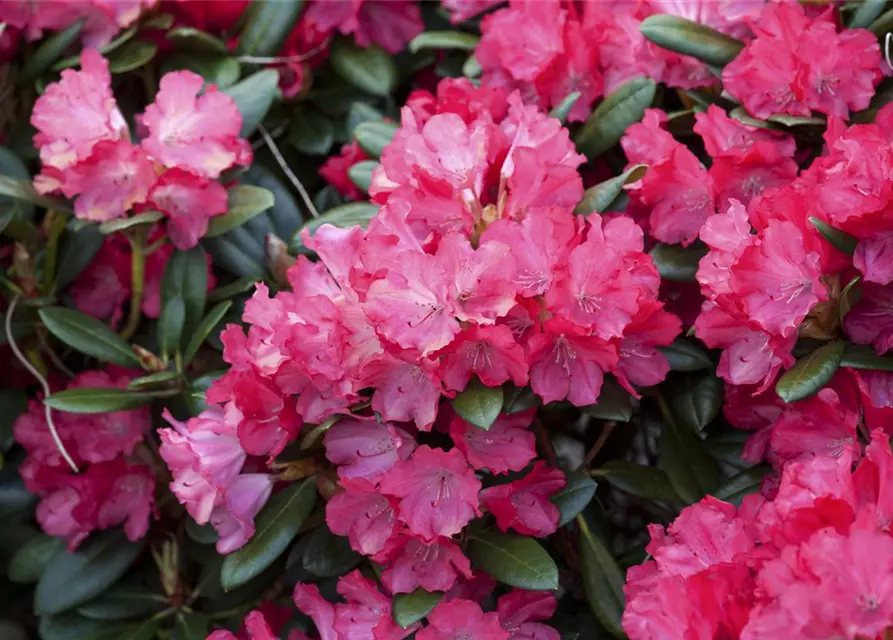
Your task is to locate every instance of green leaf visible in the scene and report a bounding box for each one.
[575,165,647,215]
[38,614,124,640]
[107,40,158,74]
[353,120,398,158]
[209,277,257,302]
[7,535,63,583]
[409,31,480,53]
[52,26,138,71]
[185,519,219,545]
[161,246,208,351]
[870,7,893,37]
[467,531,558,590]
[161,54,241,89]
[577,516,625,638]
[76,584,164,621]
[206,186,276,238]
[291,202,378,253]
[221,477,317,590]
[670,373,723,433]
[581,378,633,422]
[19,19,86,82]
[329,38,398,97]
[98,211,164,234]
[39,307,140,367]
[0,389,27,452]
[167,27,230,54]
[552,471,597,527]
[36,531,145,615]
[703,429,755,470]
[183,301,234,365]
[595,461,682,503]
[0,146,35,225]
[712,466,770,506]
[640,14,744,66]
[841,343,893,371]
[157,298,185,360]
[776,340,846,403]
[549,91,582,124]
[839,275,861,324]
[809,217,857,255]
[347,160,378,193]
[127,371,180,390]
[0,174,72,213]
[659,338,712,371]
[44,388,155,414]
[649,242,708,281]
[0,481,38,522]
[171,613,210,640]
[223,69,280,137]
[575,77,655,159]
[462,54,482,79]
[767,113,825,127]
[452,379,503,429]
[54,225,104,291]
[289,109,335,155]
[659,396,720,504]
[850,0,888,28]
[392,590,443,629]
[301,526,361,578]
[237,0,306,57]
[118,619,159,640]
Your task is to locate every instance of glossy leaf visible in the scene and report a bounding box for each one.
[659,338,712,371]
[649,242,708,282]
[713,466,771,506]
[161,54,241,89]
[107,40,158,74]
[467,531,558,591]
[206,186,276,237]
[578,515,625,638]
[289,109,335,156]
[776,340,846,403]
[581,379,632,422]
[850,0,888,28]
[301,526,362,578]
[549,91,582,123]
[38,614,123,640]
[841,343,893,371]
[171,613,210,640]
[353,120,398,158]
[98,211,164,234]
[54,225,104,291]
[39,307,140,367]
[76,583,164,621]
[409,31,480,52]
[157,298,185,360]
[237,0,306,57]
[392,590,443,629]
[640,14,744,66]
[552,471,597,527]
[291,202,378,253]
[575,77,656,158]
[126,371,180,390]
[329,38,398,97]
[347,160,378,193]
[161,246,208,350]
[809,217,857,255]
[659,397,721,504]
[452,379,503,429]
[7,535,63,583]
[183,301,233,365]
[166,27,230,54]
[595,461,682,504]
[43,388,155,414]
[223,69,280,137]
[575,165,647,215]
[0,174,72,212]
[19,19,86,82]
[670,373,723,433]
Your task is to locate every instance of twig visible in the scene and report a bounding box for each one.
[584,422,615,466]
[258,123,320,218]
[237,37,331,65]
[533,417,560,468]
[5,294,78,473]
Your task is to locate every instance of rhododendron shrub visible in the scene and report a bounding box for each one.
[4,1,893,639]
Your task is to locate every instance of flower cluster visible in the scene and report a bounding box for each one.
[0,0,153,48]
[623,430,893,639]
[31,50,251,249]
[13,370,155,550]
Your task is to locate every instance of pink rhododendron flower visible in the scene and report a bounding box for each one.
[305,0,423,54]
[449,409,537,475]
[418,599,509,640]
[480,462,566,537]
[443,0,503,24]
[326,478,400,557]
[378,535,474,594]
[497,591,560,640]
[437,324,529,391]
[148,168,228,250]
[2,0,153,47]
[319,141,369,201]
[323,418,415,480]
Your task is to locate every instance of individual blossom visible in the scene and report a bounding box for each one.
[147,168,228,251]
[497,591,560,640]
[304,0,423,54]
[378,535,474,595]
[323,418,415,480]
[845,282,893,355]
[480,462,566,537]
[319,141,369,201]
[417,599,509,640]
[325,478,401,557]
[449,409,538,475]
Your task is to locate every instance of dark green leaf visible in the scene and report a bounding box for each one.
[0,174,72,213]
[346,102,385,135]
[223,69,280,137]
[658,338,712,371]
[127,371,180,390]
[221,477,317,590]
[185,519,219,545]
[171,613,210,640]
[161,54,241,89]
[640,14,744,66]
[183,301,233,365]
[289,109,335,156]
[237,0,306,57]
[703,429,755,470]
[161,246,208,351]
[581,379,632,422]
[552,471,597,527]
[167,27,230,54]
[19,19,85,82]
[353,120,398,158]
[575,165,648,215]
[841,343,893,371]
[767,113,825,127]
[157,298,185,360]
[0,481,38,522]
[54,225,104,291]
[392,590,443,629]
[0,147,35,225]
[242,163,304,239]
[409,31,479,53]
[595,461,682,503]
[52,26,138,71]
[809,217,857,255]
[206,186,276,237]
[501,385,540,414]
[209,277,257,302]
[329,38,398,97]
[713,466,770,506]
[776,340,845,403]
[98,211,164,234]
[577,516,625,638]
[347,160,378,193]
[850,0,887,28]
[839,275,861,324]
[36,531,145,615]
[467,531,558,590]
[0,389,27,452]
[660,396,720,503]
[38,614,123,640]
[870,7,893,36]
[107,40,158,74]
[202,235,263,278]
[452,379,503,429]
[44,388,155,414]
[7,535,63,583]
[39,307,140,367]
[549,91,582,124]
[649,242,708,282]
[670,373,723,433]
[301,526,361,578]
[575,77,656,158]
[76,583,164,621]
[291,202,378,253]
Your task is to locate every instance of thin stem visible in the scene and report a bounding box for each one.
[533,417,560,468]
[38,328,75,378]
[237,38,330,65]
[584,422,615,466]
[258,124,320,218]
[5,295,79,473]
[120,229,146,340]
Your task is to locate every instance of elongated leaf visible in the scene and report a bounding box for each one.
[289,108,335,155]
[582,379,632,422]
[166,27,229,54]
[171,613,210,640]
[871,7,893,36]
[162,54,241,89]
[329,38,397,97]
[575,77,656,158]
[659,397,720,504]
[127,371,180,390]
[670,373,723,433]
[20,19,85,82]
[8,535,63,583]
[52,26,138,70]
[809,217,857,255]
[392,590,443,629]
[549,91,582,123]
[347,160,378,193]
[659,338,712,371]
[713,466,770,506]
[36,531,144,614]
[640,15,744,66]
[409,31,479,53]
[851,0,888,28]
[39,307,140,367]
[0,174,72,212]
[595,461,682,503]
[76,584,164,621]
[575,165,647,215]
[463,54,481,79]
[0,389,27,452]
[467,531,558,590]
[649,242,708,282]
[183,301,232,365]
[0,146,35,225]
[206,186,276,237]
[776,340,846,403]
[161,246,208,350]
[38,614,123,640]
[44,388,155,414]
[578,516,625,638]
[237,0,306,57]
[291,202,378,253]
[552,471,597,527]
[223,69,280,136]
[108,40,158,74]
[98,211,164,234]
[157,298,185,360]
[301,526,361,578]
[54,225,104,291]
[452,379,503,429]
[221,477,317,590]
[353,120,398,158]
[841,343,893,371]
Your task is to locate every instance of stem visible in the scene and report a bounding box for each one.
[258,124,320,218]
[5,295,79,473]
[42,211,66,294]
[120,229,146,340]
[533,417,560,468]
[584,422,615,466]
